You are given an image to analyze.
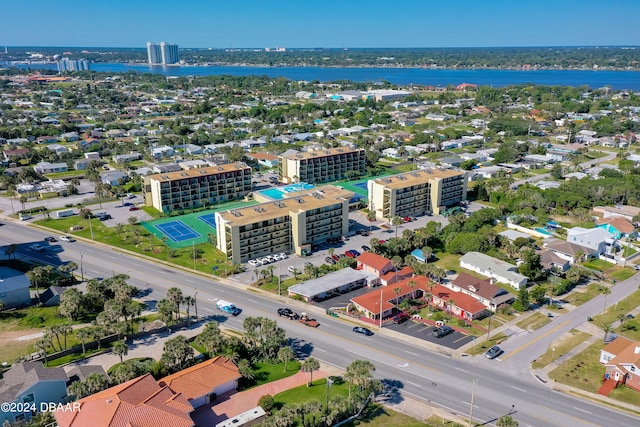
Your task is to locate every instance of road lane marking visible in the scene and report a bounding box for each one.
[406,381,422,388]
[510,385,527,393]
[405,350,418,356]
[454,367,469,374]
[573,407,592,415]
[462,401,479,408]
[453,335,471,343]
[315,348,326,352]
[500,320,569,361]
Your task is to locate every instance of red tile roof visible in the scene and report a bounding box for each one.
[380,266,414,283]
[429,283,487,314]
[598,217,635,234]
[357,252,393,273]
[158,356,241,401]
[56,374,194,427]
[351,276,430,314]
[247,152,277,161]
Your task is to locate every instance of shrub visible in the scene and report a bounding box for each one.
[257,394,275,414]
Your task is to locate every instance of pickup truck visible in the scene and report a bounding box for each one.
[299,313,320,328]
[216,299,241,316]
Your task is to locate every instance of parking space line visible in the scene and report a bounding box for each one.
[453,335,472,343]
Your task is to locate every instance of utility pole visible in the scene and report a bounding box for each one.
[89,216,94,240]
[80,254,84,282]
[469,379,478,427]
[192,241,196,270]
[379,288,383,328]
[194,290,198,320]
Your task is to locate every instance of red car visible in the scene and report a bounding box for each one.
[379,240,386,245]
[331,254,340,261]
[344,251,355,258]
[129,206,140,211]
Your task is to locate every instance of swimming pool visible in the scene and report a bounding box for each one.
[259,182,316,200]
[534,227,552,235]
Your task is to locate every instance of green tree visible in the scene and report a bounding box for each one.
[277,346,295,372]
[113,339,129,363]
[157,298,174,325]
[167,287,184,320]
[160,335,194,373]
[391,216,403,238]
[514,287,530,312]
[530,286,547,306]
[196,321,225,356]
[258,394,275,415]
[75,328,93,354]
[238,359,254,380]
[302,357,320,387]
[59,288,83,321]
[496,415,519,427]
[26,265,55,303]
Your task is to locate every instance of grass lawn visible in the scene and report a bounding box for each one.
[548,342,603,393]
[394,163,418,173]
[464,333,508,356]
[35,216,233,274]
[425,416,464,427]
[248,360,302,389]
[433,252,461,273]
[516,312,552,331]
[592,289,640,329]
[341,404,432,427]
[531,330,590,369]
[582,259,615,272]
[45,346,105,367]
[616,317,640,341]
[44,171,85,179]
[564,282,601,306]
[273,377,348,410]
[608,267,635,282]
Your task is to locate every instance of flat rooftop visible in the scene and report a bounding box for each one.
[371,168,465,189]
[218,185,354,225]
[147,162,249,182]
[279,147,363,161]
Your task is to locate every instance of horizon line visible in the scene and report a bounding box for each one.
[3,45,639,50]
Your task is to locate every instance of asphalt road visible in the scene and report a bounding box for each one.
[1,221,638,427]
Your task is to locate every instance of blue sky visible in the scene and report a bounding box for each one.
[4,0,639,48]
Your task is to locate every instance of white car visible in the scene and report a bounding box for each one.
[29,244,44,252]
[248,259,260,267]
[59,235,75,242]
[19,214,33,221]
[288,266,299,274]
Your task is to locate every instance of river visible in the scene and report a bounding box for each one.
[9,62,640,90]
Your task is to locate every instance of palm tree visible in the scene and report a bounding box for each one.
[184,296,194,324]
[76,328,93,354]
[167,287,184,321]
[302,357,320,387]
[367,210,376,233]
[408,280,417,300]
[35,339,49,364]
[113,339,128,363]
[391,216,403,238]
[393,287,402,310]
[600,285,612,325]
[277,346,295,372]
[4,244,17,260]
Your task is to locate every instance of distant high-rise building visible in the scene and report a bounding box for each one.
[56,58,90,73]
[147,41,179,65]
[146,41,161,64]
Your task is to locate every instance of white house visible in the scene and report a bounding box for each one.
[0,267,31,309]
[566,227,614,254]
[459,252,528,290]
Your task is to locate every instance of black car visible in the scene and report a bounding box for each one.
[44,237,56,242]
[432,325,454,338]
[352,326,374,336]
[277,308,299,320]
[325,257,336,265]
[485,345,503,359]
[361,245,370,252]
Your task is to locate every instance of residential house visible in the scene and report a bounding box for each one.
[34,161,68,174]
[65,365,110,385]
[0,266,32,309]
[0,361,69,425]
[597,217,637,239]
[593,205,640,222]
[158,356,241,408]
[41,285,65,307]
[3,148,30,163]
[46,144,69,156]
[288,269,376,302]
[428,282,488,321]
[246,152,278,168]
[55,374,194,427]
[113,152,142,164]
[566,227,614,254]
[448,272,513,310]
[105,129,126,138]
[600,337,640,393]
[356,253,394,277]
[459,252,528,290]
[350,276,430,322]
[60,131,80,142]
[152,145,174,159]
[73,159,93,171]
[543,239,597,264]
[538,249,571,273]
[101,171,128,186]
[380,266,414,286]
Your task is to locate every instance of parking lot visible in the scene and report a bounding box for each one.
[385,319,476,349]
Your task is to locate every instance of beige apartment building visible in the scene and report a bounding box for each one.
[368,168,467,219]
[215,185,353,264]
[143,163,252,213]
[278,148,366,184]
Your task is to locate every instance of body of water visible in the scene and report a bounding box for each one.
[9,62,640,90]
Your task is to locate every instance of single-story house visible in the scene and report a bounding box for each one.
[0,362,69,425]
[599,336,640,393]
[65,365,110,386]
[380,266,414,286]
[41,285,65,307]
[597,217,636,239]
[34,161,68,174]
[350,276,429,322]
[459,252,528,290]
[593,205,640,222]
[152,145,174,159]
[55,374,194,427]
[113,152,142,164]
[288,269,376,302]
[0,266,32,309]
[246,152,278,168]
[356,253,394,277]
[429,282,488,321]
[538,249,571,272]
[74,159,93,171]
[448,272,514,310]
[101,171,128,186]
[543,239,597,264]
[159,356,241,408]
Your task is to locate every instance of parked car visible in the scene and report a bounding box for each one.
[123,202,134,207]
[325,257,336,264]
[345,251,356,258]
[331,254,340,261]
[19,214,32,221]
[392,313,410,324]
[248,259,260,267]
[361,245,371,252]
[288,266,299,274]
[403,216,411,223]
[129,206,140,211]
[29,244,44,252]
[432,325,454,338]
[44,236,56,242]
[485,345,503,359]
[277,308,299,320]
[352,326,374,336]
[59,235,75,242]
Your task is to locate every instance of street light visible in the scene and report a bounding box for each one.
[468,379,478,427]
[80,254,84,282]
[194,290,198,321]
